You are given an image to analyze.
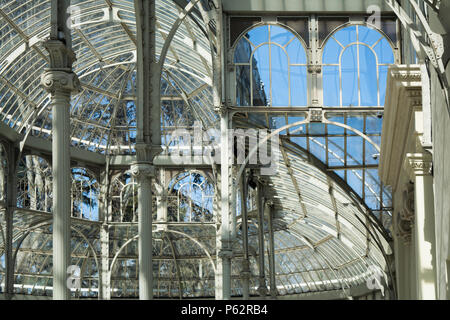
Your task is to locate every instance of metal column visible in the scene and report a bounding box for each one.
[131,163,154,300]
[99,170,110,299]
[41,0,80,299]
[256,182,268,297]
[267,201,277,298]
[240,170,250,299]
[4,143,17,299]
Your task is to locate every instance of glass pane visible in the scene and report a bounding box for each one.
[270,115,287,134]
[247,24,269,47]
[323,66,340,106]
[379,65,389,105]
[286,39,307,64]
[271,45,289,106]
[290,65,307,106]
[270,25,294,46]
[333,25,356,47]
[234,38,253,63]
[287,116,306,135]
[373,38,394,64]
[308,123,326,135]
[326,119,345,134]
[236,65,250,106]
[365,115,382,134]
[346,136,363,165]
[365,169,381,210]
[365,139,379,165]
[341,45,358,106]
[328,137,345,166]
[359,45,378,106]
[309,137,326,162]
[358,25,382,47]
[252,44,270,106]
[322,37,342,64]
[291,136,307,149]
[347,169,363,197]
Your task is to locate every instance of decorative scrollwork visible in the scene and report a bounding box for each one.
[130,163,155,181]
[40,70,81,95]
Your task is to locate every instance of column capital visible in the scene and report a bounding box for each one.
[130,163,155,181]
[404,153,433,179]
[41,70,81,95]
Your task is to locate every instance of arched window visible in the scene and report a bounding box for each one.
[234,24,308,107]
[16,155,52,212]
[322,25,395,107]
[71,168,99,221]
[111,172,138,222]
[167,171,214,222]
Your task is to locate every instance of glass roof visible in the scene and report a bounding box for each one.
[0,0,216,155]
[0,0,393,299]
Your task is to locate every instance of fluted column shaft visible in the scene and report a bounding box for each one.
[53,89,71,300]
[131,163,154,300]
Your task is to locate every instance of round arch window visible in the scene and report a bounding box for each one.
[322,24,395,107]
[233,24,308,107]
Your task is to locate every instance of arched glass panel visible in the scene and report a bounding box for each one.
[16,155,52,212]
[111,172,138,222]
[71,168,99,221]
[322,25,395,107]
[167,171,214,222]
[234,24,308,107]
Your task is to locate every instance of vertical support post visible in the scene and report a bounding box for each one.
[256,182,267,297]
[239,170,250,300]
[230,166,237,240]
[4,143,17,299]
[131,163,155,300]
[98,170,110,299]
[267,201,277,298]
[41,52,80,300]
[41,0,80,300]
[155,168,168,231]
[216,108,232,300]
[405,153,437,299]
[134,0,160,300]
[99,225,110,299]
[212,0,230,301]
[308,14,322,107]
